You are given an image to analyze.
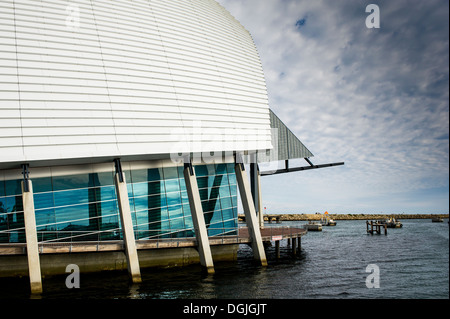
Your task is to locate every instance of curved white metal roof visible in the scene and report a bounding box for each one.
[0,0,272,168]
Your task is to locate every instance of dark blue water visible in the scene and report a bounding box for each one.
[1,219,448,300]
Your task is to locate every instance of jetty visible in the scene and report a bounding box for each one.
[366,221,387,235]
[0,226,307,278]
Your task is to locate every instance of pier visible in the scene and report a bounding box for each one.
[0,227,306,256]
[0,226,307,278]
[366,221,387,235]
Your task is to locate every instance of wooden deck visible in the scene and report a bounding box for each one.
[0,227,306,255]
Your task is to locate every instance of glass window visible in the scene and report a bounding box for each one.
[227,173,237,185]
[226,163,235,175]
[220,196,232,210]
[231,195,238,208]
[168,204,183,220]
[182,204,191,216]
[6,195,23,213]
[35,208,56,227]
[0,162,239,243]
[219,185,231,198]
[148,207,164,224]
[163,166,178,180]
[170,216,185,233]
[99,186,116,201]
[32,177,53,193]
[135,210,149,229]
[5,180,22,196]
[197,176,209,189]
[148,193,166,209]
[55,204,90,226]
[147,168,163,182]
[34,193,54,210]
[0,197,7,215]
[99,200,118,217]
[147,180,164,196]
[164,179,180,193]
[130,169,148,184]
[133,196,148,212]
[0,181,5,197]
[166,191,181,207]
[95,172,114,187]
[160,220,171,237]
[132,183,149,197]
[52,174,91,191]
[215,163,227,175]
[54,189,89,207]
[194,165,208,177]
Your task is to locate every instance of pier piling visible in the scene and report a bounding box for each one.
[366,221,387,235]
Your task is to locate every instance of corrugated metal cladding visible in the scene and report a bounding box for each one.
[0,0,272,167]
[269,109,313,161]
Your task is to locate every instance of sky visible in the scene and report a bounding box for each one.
[216,0,449,214]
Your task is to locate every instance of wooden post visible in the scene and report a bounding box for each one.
[291,237,297,256]
[297,237,301,252]
[275,240,280,259]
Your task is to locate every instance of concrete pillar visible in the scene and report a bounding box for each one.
[291,236,297,256]
[183,166,215,274]
[235,163,268,266]
[115,173,142,283]
[22,180,43,294]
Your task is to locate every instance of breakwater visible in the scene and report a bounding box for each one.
[239,213,449,221]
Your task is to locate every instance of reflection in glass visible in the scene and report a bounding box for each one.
[0,163,238,243]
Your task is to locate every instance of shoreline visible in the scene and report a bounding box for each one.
[239,213,449,221]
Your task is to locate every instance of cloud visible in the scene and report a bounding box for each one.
[217,0,449,213]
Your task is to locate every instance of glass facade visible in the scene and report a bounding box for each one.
[0,163,238,243]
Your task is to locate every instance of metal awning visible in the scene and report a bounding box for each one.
[259,109,344,176]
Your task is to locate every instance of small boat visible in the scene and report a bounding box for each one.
[320,217,336,226]
[303,221,322,231]
[432,217,444,223]
[320,211,336,226]
[379,217,402,228]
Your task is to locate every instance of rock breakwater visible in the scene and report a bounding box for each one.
[238,213,449,221]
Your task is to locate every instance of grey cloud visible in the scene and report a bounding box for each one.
[217,0,449,213]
